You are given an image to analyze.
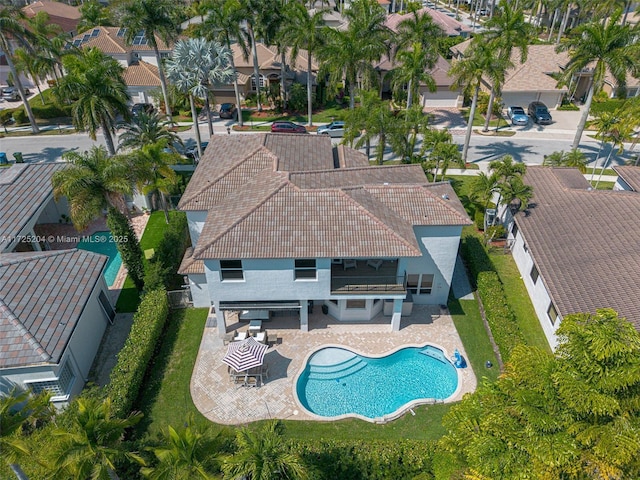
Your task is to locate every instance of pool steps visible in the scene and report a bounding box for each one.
[306,356,368,381]
[418,346,448,364]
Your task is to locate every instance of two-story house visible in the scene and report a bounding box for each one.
[178,134,471,336]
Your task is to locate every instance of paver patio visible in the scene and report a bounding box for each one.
[191,305,477,425]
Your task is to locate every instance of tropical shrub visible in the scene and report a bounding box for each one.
[12,107,27,125]
[107,288,169,417]
[30,103,72,119]
[148,212,189,290]
[106,207,145,290]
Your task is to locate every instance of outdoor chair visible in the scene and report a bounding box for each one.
[267,331,278,346]
[234,331,247,341]
[244,375,259,388]
[256,331,266,344]
[366,259,383,270]
[343,259,357,270]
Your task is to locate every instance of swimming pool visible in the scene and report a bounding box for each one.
[76,232,122,287]
[295,345,459,420]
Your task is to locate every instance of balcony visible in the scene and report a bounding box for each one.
[330,259,405,295]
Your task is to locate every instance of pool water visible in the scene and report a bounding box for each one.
[296,346,458,419]
[76,232,122,287]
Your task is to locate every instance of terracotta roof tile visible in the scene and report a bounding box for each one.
[613,166,640,191]
[178,247,204,274]
[23,1,80,33]
[386,7,471,36]
[122,61,160,87]
[514,167,640,331]
[69,26,173,55]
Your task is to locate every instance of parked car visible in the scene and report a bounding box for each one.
[507,106,529,126]
[2,87,30,101]
[185,141,209,160]
[219,103,237,119]
[131,103,154,117]
[270,121,307,134]
[316,121,345,138]
[528,101,552,125]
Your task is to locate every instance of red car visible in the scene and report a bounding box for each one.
[270,121,307,134]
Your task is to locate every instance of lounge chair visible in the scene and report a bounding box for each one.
[234,331,247,341]
[366,259,383,270]
[343,259,357,270]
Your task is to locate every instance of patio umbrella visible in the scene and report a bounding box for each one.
[222,336,268,372]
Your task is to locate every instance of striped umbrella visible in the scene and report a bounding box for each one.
[222,336,268,372]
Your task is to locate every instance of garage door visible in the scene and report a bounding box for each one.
[538,92,562,109]
[502,92,536,108]
[420,89,460,107]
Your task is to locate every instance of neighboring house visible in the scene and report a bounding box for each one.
[504,167,640,349]
[613,165,640,191]
[451,40,570,109]
[385,7,472,38]
[67,26,173,105]
[178,133,471,336]
[22,0,81,35]
[603,70,640,99]
[0,163,69,254]
[0,249,114,406]
[309,8,348,30]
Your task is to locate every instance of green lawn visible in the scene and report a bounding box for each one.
[592,181,615,190]
[585,167,617,176]
[461,107,505,128]
[241,101,348,124]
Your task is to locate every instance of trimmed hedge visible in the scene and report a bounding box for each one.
[590,99,626,115]
[461,233,524,362]
[289,439,436,480]
[30,102,72,119]
[146,212,189,290]
[107,288,169,417]
[13,107,27,125]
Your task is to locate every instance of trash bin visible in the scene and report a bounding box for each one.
[0,152,7,165]
[13,152,24,163]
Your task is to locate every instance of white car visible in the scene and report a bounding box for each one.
[316,121,345,138]
[2,87,30,101]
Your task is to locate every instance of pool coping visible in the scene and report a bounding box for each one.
[292,342,465,424]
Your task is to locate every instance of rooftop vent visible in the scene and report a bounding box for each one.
[441,194,450,200]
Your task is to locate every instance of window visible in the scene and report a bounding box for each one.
[27,361,75,398]
[346,299,366,309]
[251,74,266,90]
[329,299,338,305]
[220,260,243,281]
[530,265,539,284]
[99,290,115,322]
[547,303,559,325]
[511,223,518,238]
[407,273,434,295]
[294,259,316,280]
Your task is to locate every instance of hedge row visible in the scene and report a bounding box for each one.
[288,439,436,480]
[6,103,72,125]
[461,234,524,362]
[107,288,169,417]
[144,212,189,291]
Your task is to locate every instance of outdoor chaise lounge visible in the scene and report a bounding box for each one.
[343,259,357,270]
[367,259,383,270]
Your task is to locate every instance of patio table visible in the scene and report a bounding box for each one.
[248,320,262,334]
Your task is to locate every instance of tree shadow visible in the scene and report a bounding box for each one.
[471,140,535,163]
[21,146,79,163]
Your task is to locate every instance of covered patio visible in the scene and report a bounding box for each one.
[190,305,477,425]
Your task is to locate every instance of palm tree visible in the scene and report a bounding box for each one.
[591,111,630,188]
[140,415,223,479]
[318,0,390,109]
[488,155,527,221]
[77,0,113,33]
[542,149,588,173]
[389,43,435,109]
[119,0,181,123]
[49,397,142,480]
[198,0,248,127]
[52,146,133,230]
[282,2,327,126]
[388,104,431,163]
[55,48,130,156]
[429,142,464,181]
[449,42,511,162]
[223,420,307,480]
[128,140,179,223]
[479,3,533,132]
[557,10,640,150]
[1,388,54,480]
[0,6,41,133]
[468,171,500,210]
[395,5,444,54]
[118,111,183,151]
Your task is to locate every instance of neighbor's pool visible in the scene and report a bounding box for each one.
[296,346,459,419]
[76,231,122,287]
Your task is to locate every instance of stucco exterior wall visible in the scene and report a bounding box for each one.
[186,211,208,247]
[189,273,210,308]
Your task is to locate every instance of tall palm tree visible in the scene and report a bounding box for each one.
[118,111,183,151]
[77,0,113,33]
[198,0,248,127]
[282,2,327,126]
[557,10,640,150]
[166,63,204,159]
[55,48,130,156]
[488,155,527,220]
[389,43,435,109]
[127,140,179,223]
[0,6,40,133]
[223,420,307,480]
[388,104,431,163]
[591,111,630,188]
[429,142,464,181]
[344,90,395,164]
[395,5,444,54]
[52,146,133,230]
[139,415,223,479]
[468,171,500,210]
[48,397,142,480]
[1,388,54,480]
[119,0,181,123]
[319,0,390,109]
[449,42,511,162]
[542,149,588,173]
[479,3,533,132]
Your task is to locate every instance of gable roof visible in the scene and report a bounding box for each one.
[22,1,81,33]
[68,26,173,55]
[0,250,107,369]
[230,43,318,72]
[514,167,640,331]
[180,133,471,260]
[613,166,640,191]
[375,54,455,87]
[122,60,160,87]
[0,163,66,252]
[385,7,471,37]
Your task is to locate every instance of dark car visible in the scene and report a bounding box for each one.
[2,87,30,101]
[527,101,552,125]
[131,103,154,117]
[219,103,237,119]
[270,121,307,134]
[185,141,209,161]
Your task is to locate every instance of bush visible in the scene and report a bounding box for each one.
[107,207,145,290]
[13,107,27,125]
[148,212,188,290]
[474,209,485,231]
[289,439,436,480]
[107,288,169,418]
[590,99,625,115]
[30,102,72,119]
[0,108,14,125]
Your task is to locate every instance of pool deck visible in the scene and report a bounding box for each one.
[191,305,477,425]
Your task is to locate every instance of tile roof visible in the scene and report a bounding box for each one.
[178,247,205,274]
[335,145,369,168]
[181,134,472,260]
[69,26,173,55]
[230,43,318,72]
[22,1,80,33]
[122,61,160,87]
[0,250,107,368]
[375,54,455,87]
[613,166,640,191]
[514,167,640,331]
[0,163,67,252]
[385,8,471,37]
